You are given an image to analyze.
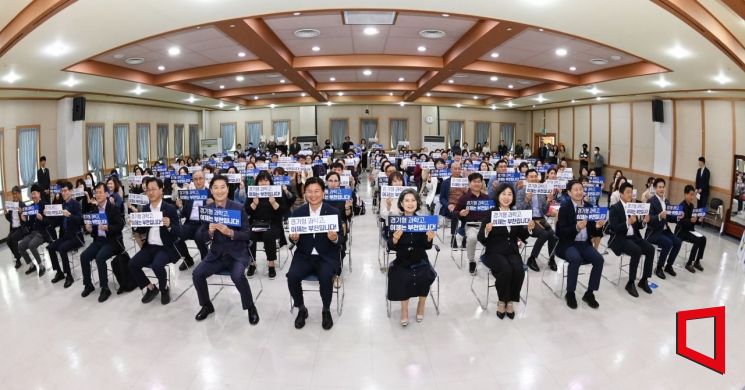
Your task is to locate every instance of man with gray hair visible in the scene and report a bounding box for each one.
[175,170,212,271]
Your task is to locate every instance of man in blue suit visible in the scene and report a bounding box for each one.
[287,177,343,330]
[175,170,212,271]
[129,177,183,305]
[647,178,683,280]
[47,180,84,288]
[192,175,259,324]
[555,180,605,310]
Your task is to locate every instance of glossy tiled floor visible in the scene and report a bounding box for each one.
[1,179,744,390]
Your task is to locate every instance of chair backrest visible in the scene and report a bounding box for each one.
[709,197,723,211]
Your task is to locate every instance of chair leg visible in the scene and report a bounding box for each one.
[429,276,440,315]
[469,266,488,310]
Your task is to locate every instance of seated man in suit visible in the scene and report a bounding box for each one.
[675,185,707,273]
[18,184,53,276]
[128,177,183,305]
[287,177,344,330]
[516,168,558,272]
[192,175,259,324]
[555,180,606,309]
[5,186,27,270]
[647,178,683,279]
[439,162,466,248]
[47,180,84,288]
[80,183,125,303]
[175,170,212,271]
[608,182,655,298]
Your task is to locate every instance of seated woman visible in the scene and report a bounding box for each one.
[477,183,534,320]
[386,189,437,326]
[324,172,351,283]
[226,165,246,203]
[675,185,707,273]
[105,176,125,214]
[609,176,628,206]
[245,171,287,279]
[379,171,405,220]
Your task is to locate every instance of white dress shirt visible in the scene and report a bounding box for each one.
[620,200,634,236]
[147,200,163,246]
[309,204,321,255]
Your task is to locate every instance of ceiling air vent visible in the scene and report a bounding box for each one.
[419,29,446,39]
[124,57,145,65]
[590,58,608,65]
[294,29,321,38]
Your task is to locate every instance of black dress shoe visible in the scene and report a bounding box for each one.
[195,305,215,321]
[468,261,477,275]
[51,271,65,283]
[268,267,276,280]
[116,287,126,295]
[81,284,95,297]
[450,237,458,249]
[582,291,599,309]
[63,275,74,288]
[548,258,558,271]
[161,288,171,305]
[14,260,22,269]
[565,292,578,309]
[25,265,37,275]
[655,267,666,280]
[246,264,257,277]
[38,266,46,277]
[141,286,160,304]
[461,237,467,248]
[527,257,540,272]
[294,307,308,329]
[694,261,704,272]
[321,310,334,330]
[178,257,194,271]
[248,306,260,325]
[625,281,639,298]
[637,279,653,294]
[98,288,111,303]
[685,263,696,273]
[664,265,677,277]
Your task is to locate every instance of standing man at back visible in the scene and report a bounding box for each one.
[695,157,710,209]
[37,156,51,202]
[592,147,605,177]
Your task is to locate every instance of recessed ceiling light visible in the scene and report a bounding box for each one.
[532,105,536,108]
[337,92,344,96]
[362,69,372,76]
[596,97,602,101]
[590,58,608,65]
[42,41,71,57]
[707,89,713,93]
[555,48,567,56]
[655,76,671,88]
[610,55,622,61]
[271,92,276,95]
[326,101,333,106]
[398,77,405,81]
[442,13,450,17]
[508,84,514,89]
[311,46,321,52]
[490,76,498,81]
[456,103,462,108]
[329,77,336,81]
[185,95,197,103]
[571,99,576,103]
[507,27,512,31]
[2,71,20,84]
[124,57,145,65]
[417,46,427,52]
[131,85,145,95]
[536,95,547,103]
[569,66,576,71]
[293,12,302,16]
[490,52,499,58]
[301,92,307,97]
[294,29,321,38]
[236,76,244,82]
[587,86,600,95]
[217,102,225,108]
[426,92,432,97]
[363,26,379,36]
[157,65,165,71]
[389,92,394,96]
[399,101,405,107]
[229,24,235,28]
[506,101,515,108]
[280,79,286,83]
[219,85,225,89]
[419,29,446,39]
[238,52,246,57]
[667,44,691,59]
[447,79,454,83]
[254,96,259,100]
[491,105,497,110]
[168,46,181,56]
[201,80,214,85]
[234,106,240,111]
[473,95,480,100]
[63,76,78,87]
[538,28,544,32]
[714,72,732,84]
[270,104,276,109]
[113,54,124,59]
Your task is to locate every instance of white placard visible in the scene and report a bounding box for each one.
[526,182,552,195]
[128,193,149,206]
[340,176,350,187]
[5,201,19,211]
[43,204,64,217]
[451,177,469,188]
[288,215,340,234]
[226,173,242,184]
[278,157,295,163]
[478,171,496,180]
[256,163,269,171]
[246,185,282,198]
[72,188,85,198]
[491,210,533,226]
[129,175,145,185]
[234,162,247,171]
[130,211,163,227]
[545,179,567,190]
[557,171,574,180]
[381,185,417,199]
[345,158,358,167]
[419,162,435,170]
[625,203,650,216]
[279,162,303,172]
[341,170,352,177]
[84,179,92,187]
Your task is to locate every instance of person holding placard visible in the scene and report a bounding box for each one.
[79,183,125,302]
[286,177,343,330]
[556,180,606,309]
[18,185,52,276]
[105,176,125,214]
[46,181,84,288]
[647,178,683,279]
[245,171,287,280]
[380,172,405,220]
[192,175,259,324]
[386,189,437,326]
[675,185,707,273]
[478,183,534,319]
[516,169,558,272]
[175,170,213,271]
[439,162,466,248]
[4,186,27,269]
[609,176,627,206]
[608,182,655,297]
[454,173,491,275]
[128,177,183,305]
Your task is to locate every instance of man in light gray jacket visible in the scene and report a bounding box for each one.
[516,169,558,272]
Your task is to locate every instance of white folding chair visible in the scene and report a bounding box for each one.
[470,243,529,310]
[386,245,441,317]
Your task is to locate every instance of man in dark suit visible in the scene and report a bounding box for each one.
[47,180,84,288]
[555,180,605,309]
[79,183,125,303]
[4,186,26,269]
[695,156,710,208]
[287,177,343,330]
[647,178,683,279]
[37,156,51,201]
[516,169,558,272]
[175,170,212,271]
[192,175,259,324]
[497,139,509,156]
[439,162,465,248]
[608,182,655,298]
[129,177,183,305]
[289,137,302,156]
[18,184,52,276]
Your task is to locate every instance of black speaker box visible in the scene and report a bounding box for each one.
[652,99,664,123]
[72,96,86,121]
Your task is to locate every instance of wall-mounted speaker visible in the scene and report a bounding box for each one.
[652,99,664,123]
[72,96,86,121]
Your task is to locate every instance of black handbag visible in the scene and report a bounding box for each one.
[111,252,137,292]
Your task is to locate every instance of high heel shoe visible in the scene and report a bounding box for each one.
[506,302,515,320]
[416,314,424,322]
[400,318,409,327]
[496,301,506,319]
